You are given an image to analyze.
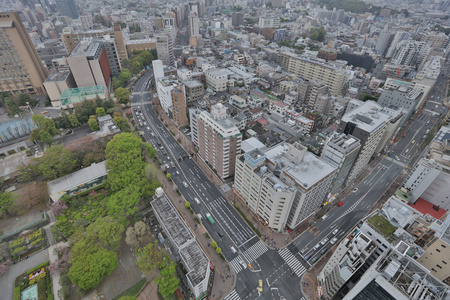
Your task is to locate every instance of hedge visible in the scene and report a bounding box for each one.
[13,286,21,300]
[26,261,50,275]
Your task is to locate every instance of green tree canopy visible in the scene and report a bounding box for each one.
[105,133,147,192]
[132,60,142,74]
[0,191,16,217]
[69,246,118,290]
[39,129,52,143]
[107,185,140,224]
[69,115,80,127]
[85,216,125,251]
[119,297,137,300]
[3,97,20,115]
[118,69,132,83]
[96,107,106,117]
[36,145,78,179]
[113,115,131,132]
[156,256,179,297]
[88,115,99,131]
[136,243,165,275]
[114,87,130,104]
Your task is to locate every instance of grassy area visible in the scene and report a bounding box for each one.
[368,215,397,238]
[112,279,146,300]
[234,204,261,237]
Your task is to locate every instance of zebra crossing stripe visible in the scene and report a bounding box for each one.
[223,290,240,300]
[279,248,307,276]
[229,257,243,273]
[243,241,268,262]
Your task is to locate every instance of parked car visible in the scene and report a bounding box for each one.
[321,238,329,245]
[330,237,338,245]
[332,229,339,235]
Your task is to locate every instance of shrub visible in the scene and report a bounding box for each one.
[14,286,21,300]
[211,241,217,248]
[26,262,50,275]
[13,245,27,255]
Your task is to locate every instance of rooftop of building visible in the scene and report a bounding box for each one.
[341,101,390,133]
[374,248,450,300]
[44,70,71,83]
[409,197,447,220]
[204,68,228,77]
[265,143,336,189]
[60,85,105,106]
[151,192,194,248]
[69,38,103,58]
[158,76,181,87]
[151,190,208,287]
[241,137,266,153]
[47,161,107,200]
[367,214,398,243]
[326,132,360,152]
[183,80,202,88]
[126,38,156,45]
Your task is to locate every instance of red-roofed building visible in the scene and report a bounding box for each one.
[269,100,289,116]
[409,197,447,220]
[256,118,269,127]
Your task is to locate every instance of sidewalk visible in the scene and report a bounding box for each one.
[300,247,334,300]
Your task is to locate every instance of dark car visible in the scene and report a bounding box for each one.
[217,231,224,239]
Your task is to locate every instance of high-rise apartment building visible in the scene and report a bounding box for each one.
[188,12,200,47]
[390,40,430,67]
[67,38,111,91]
[232,12,244,27]
[188,12,199,38]
[55,0,79,19]
[321,133,361,197]
[156,34,175,67]
[190,104,242,179]
[0,12,49,95]
[171,86,188,128]
[62,26,127,63]
[385,31,411,58]
[278,52,348,96]
[338,101,392,184]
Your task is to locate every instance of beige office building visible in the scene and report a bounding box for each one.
[191,103,242,179]
[0,12,49,95]
[171,86,188,128]
[278,52,348,96]
[62,26,127,62]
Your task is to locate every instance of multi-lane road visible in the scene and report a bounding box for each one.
[129,66,448,299]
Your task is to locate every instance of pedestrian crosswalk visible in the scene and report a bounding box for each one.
[385,156,407,168]
[228,240,269,274]
[242,240,268,262]
[223,290,240,300]
[229,256,244,273]
[301,297,306,300]
[278,248,307,277]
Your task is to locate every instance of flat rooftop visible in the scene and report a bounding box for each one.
[341,101,390,134]
[44,70,71,83]
[151,193,194,248]
[183,80,202,88]
[265,143,336,189]
[60,85,105,106]
[69,38,102,58]
[47,161,107,199]
[151,191,209,287]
